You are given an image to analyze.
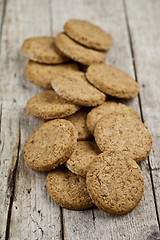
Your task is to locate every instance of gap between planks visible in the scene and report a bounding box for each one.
[123,0,160,230]
[5,126,21,240]
[0,0,6,55]
[48,0,64,238]
[60,207,64,240]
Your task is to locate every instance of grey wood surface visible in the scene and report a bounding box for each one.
[0,0,159,239]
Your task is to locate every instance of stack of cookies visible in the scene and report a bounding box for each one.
[22,19,152,215]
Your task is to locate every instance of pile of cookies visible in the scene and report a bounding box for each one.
[22,19,152,215]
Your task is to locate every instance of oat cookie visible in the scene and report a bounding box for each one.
[65,141,100,177]
[64,19,112,50]
[51,70,106,107]
[27,90,80,120]
[86,64,139,98]
[55,33,106,65]
[94,113,152,162]
[23,119,77,171]
[25,60,79,88]
[21,36,69,64]
[46,166,94,210]
[86,151,144,215]
[65,108,92,140]
[86,102,140,134]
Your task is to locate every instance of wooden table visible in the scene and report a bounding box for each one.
[0,0,160,239]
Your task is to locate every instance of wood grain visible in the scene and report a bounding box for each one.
[0,0,4,38]
[152,170,160,217]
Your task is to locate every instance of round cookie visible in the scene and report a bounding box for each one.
[51,69,106,107]
[23,119,78,171]
[65,141,100,177]
[27,90,80,120]
[21,36,69,64]
[25,60,79,89]
[64,19,112,50]
[94,113,152,162]
[86,151,144,215]
[86,102,140,134]
[55,33,106,66]
[65,108,92,140]
[86,64,139,98]
[46,166,94,210]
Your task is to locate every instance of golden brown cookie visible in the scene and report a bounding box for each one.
[86,64,139,98]
[25,60,79,89]
[55,33,106,66]
[21,36,69,64]
[51,69,106,106]
[65,108,92,140]
[26,90,80,120]
[64,19,112,50]
[23,119,77,171]
[94,113,152,162]
[46,166,94,210]
[65,141,100,177]
[86,151,144,215]
[86,102,140,134]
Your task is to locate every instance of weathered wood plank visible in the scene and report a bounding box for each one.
[0,2,9,239]
[51,0,159,239]
[125,0,160,170]
[0,101,21,240]
[124,0,160,236]
[0,0,61,239]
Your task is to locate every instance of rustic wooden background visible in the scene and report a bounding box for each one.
[0,0,160,239]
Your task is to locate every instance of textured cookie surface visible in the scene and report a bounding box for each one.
[94,113,152,162]
[86,151,144,215]
[23,119,77,171]
[86,64,139,98]
[86,101,140,134]
[65,141,100,177]
[64,19,112,50]
[65,108,92,140]
[55,33,106,65]
[21,36,69,64]
[46,166,94,210]
[25,60,79,88]
[51,70,106,106]
[27,90,80,120]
